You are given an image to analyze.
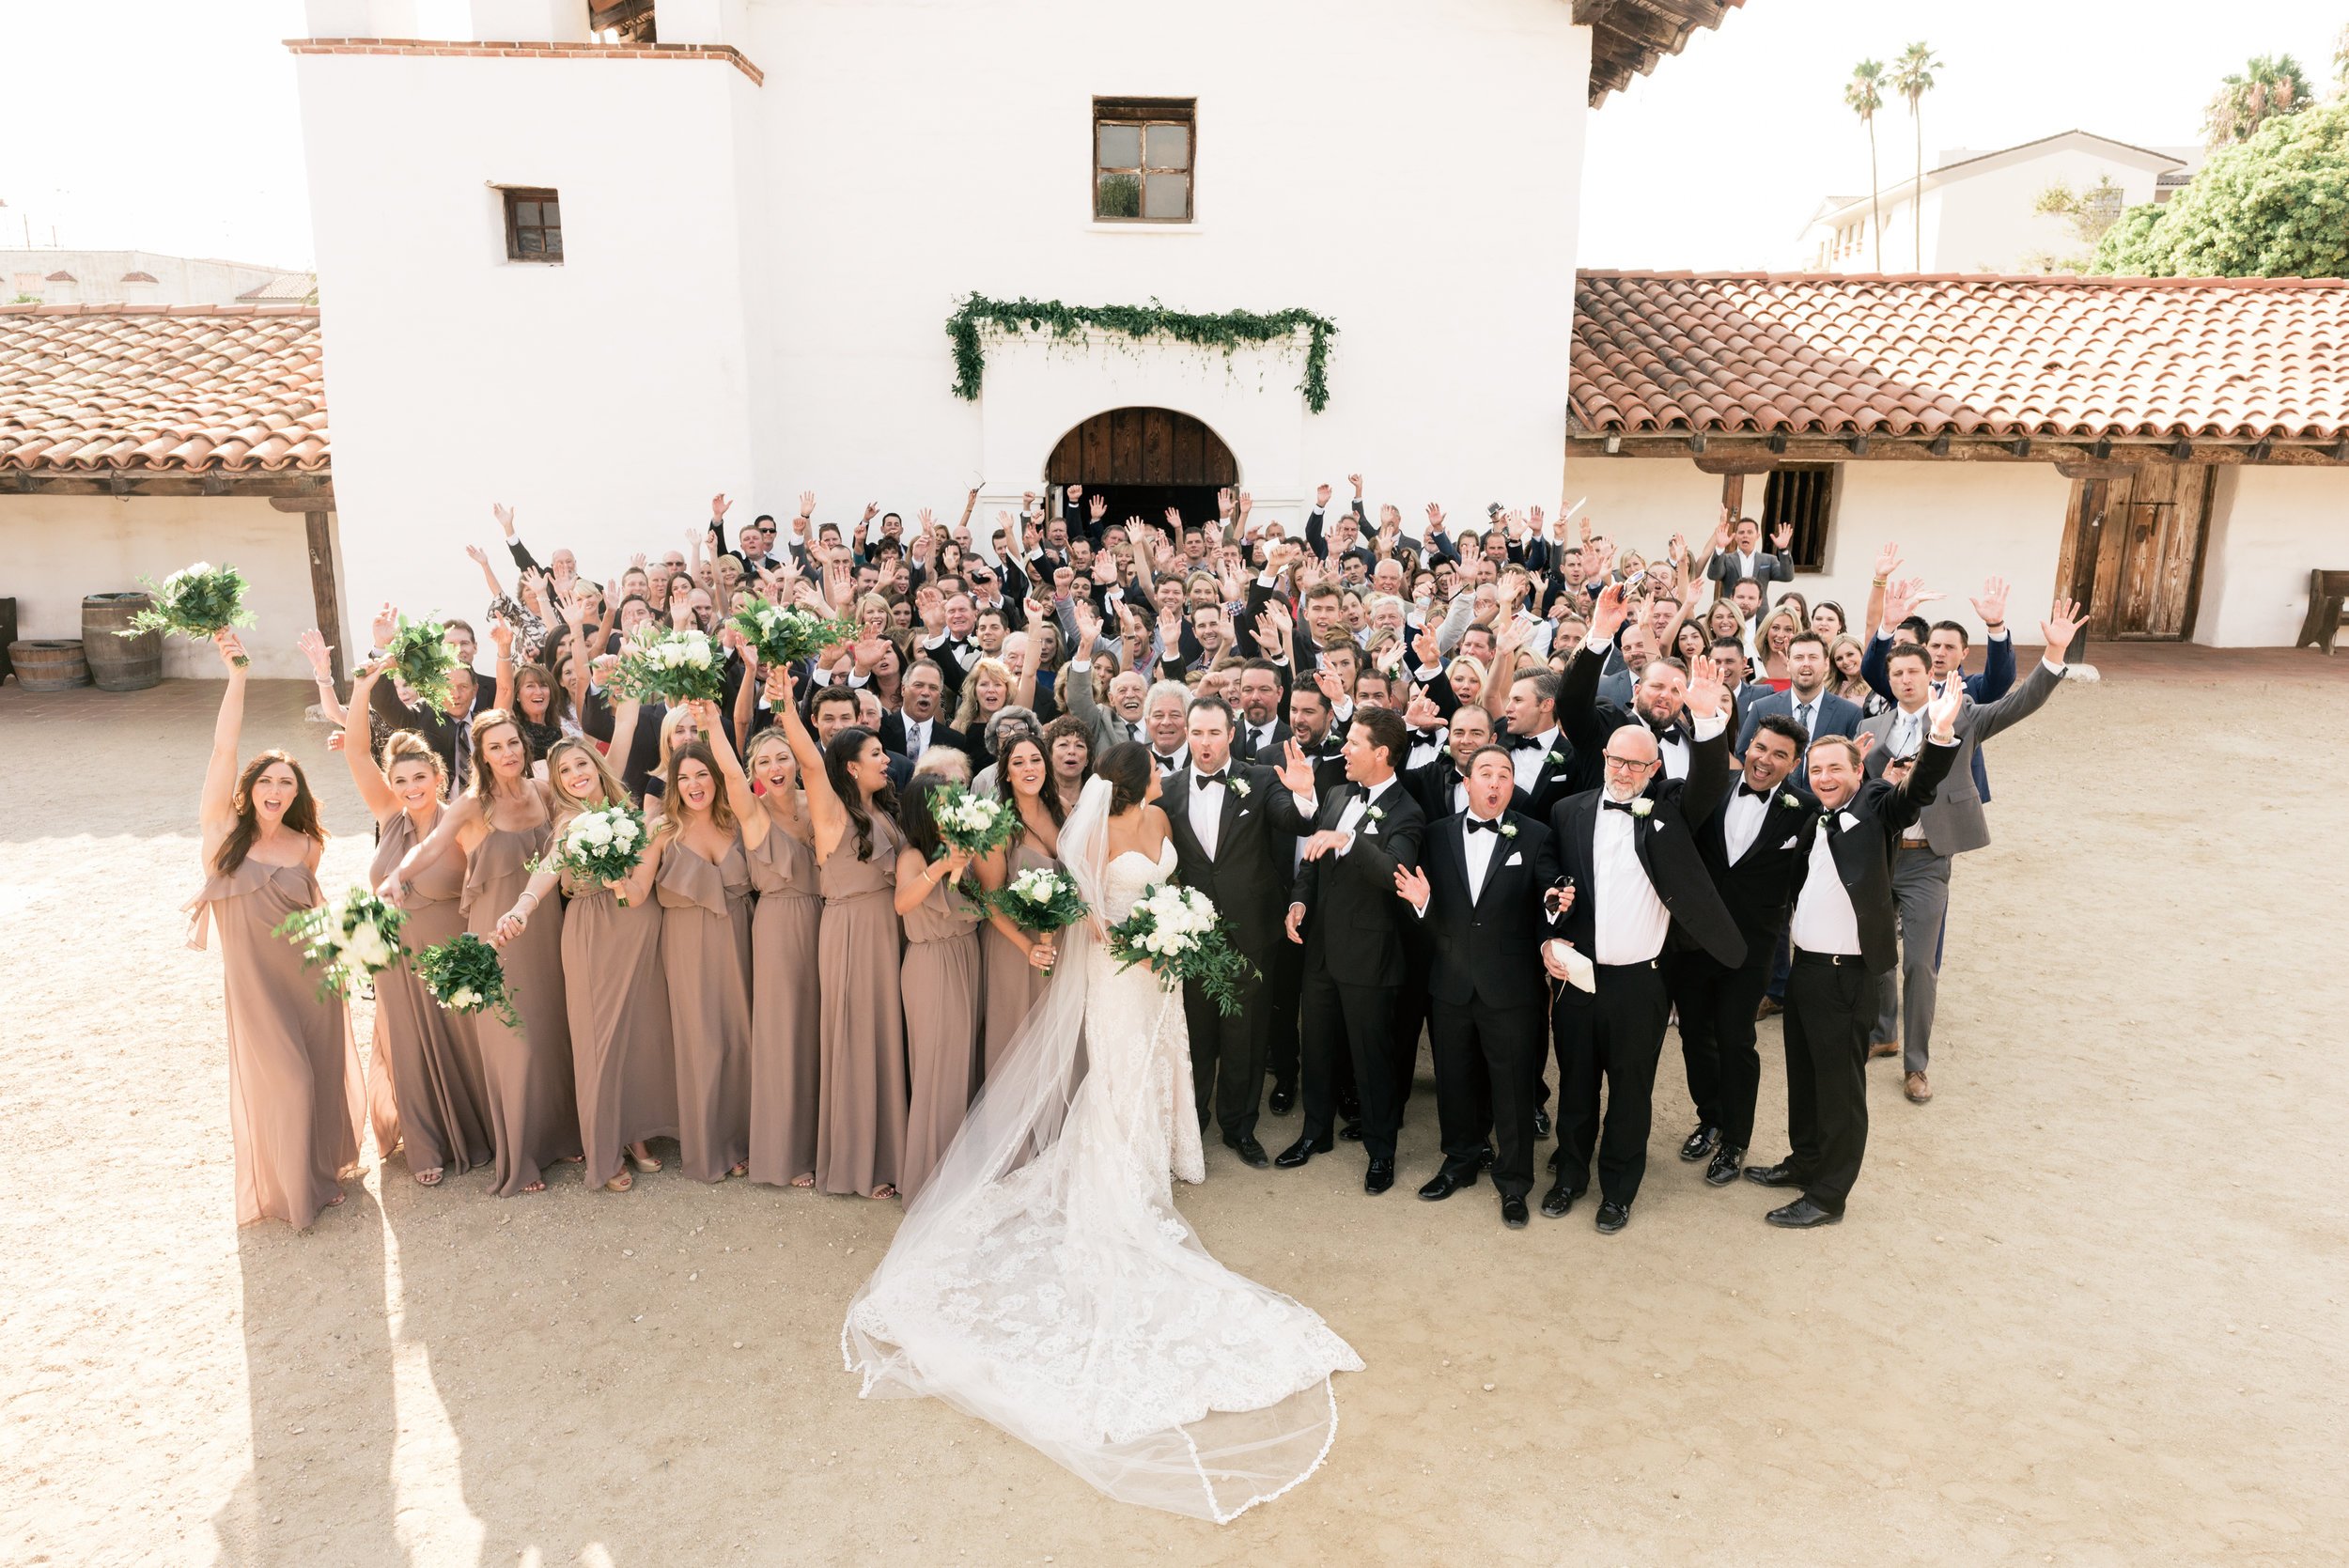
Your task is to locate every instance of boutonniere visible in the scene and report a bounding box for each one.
[1780,792,1799,810]
[1629,799,1654,817]
[1498,820,1519,839]
[1363,803,1387,823]
[1228,777,1251,799]
[1543,751,1566,771]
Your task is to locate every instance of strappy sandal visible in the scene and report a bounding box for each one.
[414,1168,444,1188]
[604,1171,634,1193]
[628,1146,662,1174]
[872,1184,897,1200]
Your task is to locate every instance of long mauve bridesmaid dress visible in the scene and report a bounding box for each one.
[979,837,1059,1080]
[746,823,822,1187]
[658,831,754,1182]
[560,859,677,1188]
[896,871,984,1203]
[461,820,583,1195]
[185,859,365,1228]
[368,813,492,1180]
[815,813,907,1197]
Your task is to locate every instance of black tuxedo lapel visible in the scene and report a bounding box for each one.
[1215,774,1247,856]
[1735,793,1797,869]
[1435,815,1472,908]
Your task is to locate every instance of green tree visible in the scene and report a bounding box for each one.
[2203,54,2311,148]
[1845,59,1887,271]
[2094,99,2349,277]
[2026,175,2125,272]
[1890,42,1941,268]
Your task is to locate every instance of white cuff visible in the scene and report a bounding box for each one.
[1689,710,1728,742]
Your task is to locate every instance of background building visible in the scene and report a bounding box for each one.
[1,246,314,308]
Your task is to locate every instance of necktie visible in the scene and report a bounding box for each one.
[1797,701,1814,732]
[1602,799,1638,815]
[1465,815,1502,834]
[1194,771,1227,790]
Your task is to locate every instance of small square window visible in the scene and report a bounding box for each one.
[503,187,563,263]
[1094,99,1193,223]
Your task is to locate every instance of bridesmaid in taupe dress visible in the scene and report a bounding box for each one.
[496,736,675,1192]
[188,631,363,1227]
[339,660,490,1187]
[973,733,1065,1079]
[893,776,986,1203]
[381,708,581,1195]
[647,702,756,1182]
[740,698,823,1188]
[772,667,907,1199]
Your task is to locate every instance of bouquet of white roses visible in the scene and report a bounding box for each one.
[381,613,462,710]
[272,886,408,1001]
[726,597,857,668]
[1105,882,1255,1017]
[606,623,724,705]
[415,932,520,1026]
[125,561,257,665]
[544,804,647,905]
[928,783,1018,859]
[984,864,1088,972]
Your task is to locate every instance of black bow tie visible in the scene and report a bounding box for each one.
[1465,815,1504,834]
[1193,770,1228,790]
[1738,781,1774,799]
[1648,720,1687,745]
[1508,735,1546,753]
[1601,799,1640,815]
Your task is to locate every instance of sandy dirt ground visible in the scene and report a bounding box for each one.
[2,647,2344,1568]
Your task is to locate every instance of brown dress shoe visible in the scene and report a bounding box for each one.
[1756,997,1782,1019]
[1904,1071,1932,1104]
[1869,1041,1901,1060]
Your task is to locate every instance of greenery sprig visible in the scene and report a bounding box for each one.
[945,294,1338,413]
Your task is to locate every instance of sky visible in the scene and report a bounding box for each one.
[0,1,2341,272]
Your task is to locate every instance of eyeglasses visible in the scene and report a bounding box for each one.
[1601,754,1657,771]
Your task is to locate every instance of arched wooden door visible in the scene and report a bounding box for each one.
[1045,408,1237,534]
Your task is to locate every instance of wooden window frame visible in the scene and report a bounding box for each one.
[1093,98,1195,224]
[1761,463,1836,572]
[503,187,564,264]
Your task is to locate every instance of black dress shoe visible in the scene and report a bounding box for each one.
[1766,1197,1843,1229]
[1273,1135,1330,1169]
[1678,1124,1719,1162]
[1225,1136,1271,1169]
[1268,1084,1296,1116]
[1742,1160,1802,1188]
[1336,1094,1361,1123]
[1477,1144,1497,1171]
[1704,1146,1744,1187]
[1417,1169,1477,1202]
[1364,1158,1395,1195]
[1595,1199,1631,1234]
[1339,1122,1363,1141]
[1532,1107,1552,1139]
[1539,1180,1574,1219]
[1501,1194,1530,1230]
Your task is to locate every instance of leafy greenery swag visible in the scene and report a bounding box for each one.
[946,295,1338,412]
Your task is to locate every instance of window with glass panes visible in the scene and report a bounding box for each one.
[504,189,563,262]
[1094,100,1193,222]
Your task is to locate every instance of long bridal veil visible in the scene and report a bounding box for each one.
[842,776,1361,1523]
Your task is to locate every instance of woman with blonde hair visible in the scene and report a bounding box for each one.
[189,630,364,1227]
[496,735,676,1192]
[1828,632,1885,715]
[952,656,1017,766]
[343,656,490,1188]
[742,695,824,1188]
[382,706,582,1196]
[1757,607,1801,691]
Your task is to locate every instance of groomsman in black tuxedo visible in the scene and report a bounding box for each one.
[1501,667,1579,819]
[1392,747,1563,1230]
[1672,713,1817,1188]
[1540,645,1743,1234]
[1560,582,1710,793]
[1278,707,1425,1192]
[1746,684,1961,1227]
[1158,697,1319,1168]
[1262,678,1347,1116]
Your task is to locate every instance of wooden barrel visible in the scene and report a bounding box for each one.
[82,592,163,691]
[8,639,90,691]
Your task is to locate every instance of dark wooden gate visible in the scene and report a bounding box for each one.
[2056,463,2213,640]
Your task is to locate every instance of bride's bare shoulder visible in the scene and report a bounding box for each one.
[1139,803,1174,854]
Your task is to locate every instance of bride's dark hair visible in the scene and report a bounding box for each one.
[1095,740,1153,814]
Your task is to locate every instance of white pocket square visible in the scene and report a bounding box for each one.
[1778,836,1798,850]
[1838,810,1860,831]
[1504,851,1524,866]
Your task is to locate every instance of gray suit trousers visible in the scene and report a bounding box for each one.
[1871,846,1951,1075]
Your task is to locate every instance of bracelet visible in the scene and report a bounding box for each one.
[1871,577,1888,587]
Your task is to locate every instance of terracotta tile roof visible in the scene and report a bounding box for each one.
[1572,272,2349,443]
[44,271,74,283]
[0,303,327,474]
[119,271,159,284]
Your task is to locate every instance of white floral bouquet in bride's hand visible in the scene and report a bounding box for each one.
[1106,882,1255,1017]
[606,623,724,704]
[541,804,646,905]
[272,886,407,1001]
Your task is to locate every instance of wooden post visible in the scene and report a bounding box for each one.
[303,510,346,682]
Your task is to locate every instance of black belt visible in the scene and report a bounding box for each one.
[1791,948,1860,968]
[1595,958,1662,973]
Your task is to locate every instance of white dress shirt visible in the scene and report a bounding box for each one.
[1188,769,1228,859]
[1333,776,1397,856]
[1461,812,1505,901]
[1789,824,1862,955]
[1591,794,1671,965]
[1722,781,1773,864]
[1510,725,1563,792]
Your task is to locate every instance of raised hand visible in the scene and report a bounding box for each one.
[1711,510,1734,551]
[1684,652,1726,720]
[1273,738,1317,797]
[796,489,817,525]
[1164,505,1183,533]
[913,583,946,632]
[1969,575,2012,628]
[1314,667,1347,707]
[1771,522,1794,552]
[1089,493,1108,522]
[712,493,733,523]
[1875,539,1903,580]
[492,502,516,536]
[1411,622,1442,669]
[1315,482,1332,508]
[1392,863,1431,910]
[1590,581,1631,643]
[296,628,334,682]
[1217,487,1237,520]
[2040,596,2085,659]
[489,618,514,656]
[372,601,400,647]
[1425,502,1446,534]
[1405,690,1442,730]
[215,630,248,671]
[1925,678,1965,741]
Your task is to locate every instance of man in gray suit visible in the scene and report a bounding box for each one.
[1737,631,1862,786]
[1856,597,2084,1105]
[1702,512,1797,595]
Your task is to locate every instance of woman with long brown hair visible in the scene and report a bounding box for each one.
[495,736,676,1192]
[342,658,491,1188]
[187,631,363,1227]
[972,730,1063,1077]
[381,706,581,1195]
[894,774,985,1203]
[775,669,907,1199]
[744,672,823,1188]
[648,703,757,1182]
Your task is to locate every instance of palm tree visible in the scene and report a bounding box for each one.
[2203,54,2312,147]
[1890,42,1941,270]
[1845,60,1886,271]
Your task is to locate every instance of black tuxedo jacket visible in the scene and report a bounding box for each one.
[1405,755,1533,825]
[1415,810,1562,1012]
[879,711,969,763]
[1291,779,1424,988]
[1793,737,1956,974]
[1159,763,1315,955]
[1546,721,1744,969]
[1559,637,1697,798]
[1698,778,1823,941]
[1515,734,1581,819]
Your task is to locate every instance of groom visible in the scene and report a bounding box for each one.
[1159,696,1320,1168]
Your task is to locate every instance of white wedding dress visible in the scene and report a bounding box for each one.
[843,779,1362,1522]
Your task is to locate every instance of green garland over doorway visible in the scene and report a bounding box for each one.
[945,294,1339,413]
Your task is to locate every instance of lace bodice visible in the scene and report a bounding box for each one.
[1099,840,1177,925]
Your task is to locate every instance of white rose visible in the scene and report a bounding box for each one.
[613,819,639,844]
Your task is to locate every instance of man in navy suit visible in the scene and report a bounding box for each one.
[1859,574,2016,802]
[1735,632,1861,787]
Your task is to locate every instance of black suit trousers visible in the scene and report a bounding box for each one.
[1549,959,1672,1205]
[1266,935,1305,1089]
[1668,938,1774,1153]
[1186,969,1268,1144]
[1299,968,1401,1159]
[1782,952,1872,1214]
[1428,1000,1542,1198]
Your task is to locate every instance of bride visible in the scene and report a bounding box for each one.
[843,741,1362,1522]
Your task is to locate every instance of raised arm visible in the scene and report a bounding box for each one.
[295,627,348,726]
[1678,654,1734,826]
[770,665,845,859]
[198,632,249,835]
[693,697,768,851]
[375,793,481,904]
[339,660,401,821]
[489,618,518,712]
